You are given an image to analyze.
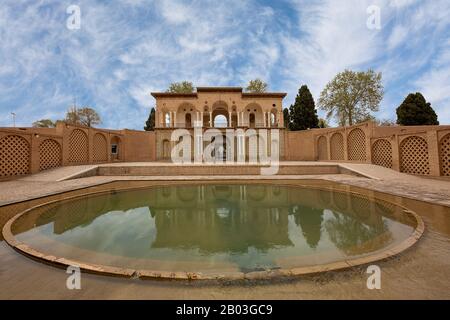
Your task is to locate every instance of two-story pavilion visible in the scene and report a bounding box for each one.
[150,87,287,160]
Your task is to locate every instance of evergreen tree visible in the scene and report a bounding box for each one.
[289,85,319,130]
[283,108,290,129]
[144,107,155,131]
[396,92,439,125]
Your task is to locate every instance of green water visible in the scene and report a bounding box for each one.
[13,184,415,272]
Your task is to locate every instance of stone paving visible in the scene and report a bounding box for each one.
[0,161,449,207]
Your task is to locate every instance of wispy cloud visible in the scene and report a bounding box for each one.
[0,0,449,128]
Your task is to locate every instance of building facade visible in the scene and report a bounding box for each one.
[151,87,287,161]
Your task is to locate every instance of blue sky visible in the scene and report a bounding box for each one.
[1,0,449,129]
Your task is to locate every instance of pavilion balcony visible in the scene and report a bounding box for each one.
[159,122,283,129]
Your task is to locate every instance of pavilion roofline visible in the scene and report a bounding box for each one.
[196,86,243,93]
[150,92,197,98]
[242,92,287,98]
[151,87,287,99]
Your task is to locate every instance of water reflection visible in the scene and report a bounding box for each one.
[12,184,412,262]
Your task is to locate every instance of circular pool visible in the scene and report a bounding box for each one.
[2,184,423,280]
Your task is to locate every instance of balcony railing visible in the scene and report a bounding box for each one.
[157,122,282,129]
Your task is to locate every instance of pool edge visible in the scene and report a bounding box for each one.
[1,182,426,281]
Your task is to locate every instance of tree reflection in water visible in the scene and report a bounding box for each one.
[290,206,323,249]
[18,184,398,265]
[324,210,392,255]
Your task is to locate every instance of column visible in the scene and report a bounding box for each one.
[229,112,232,127]
[173,111,177,128]
[200,112,204,127]
[194,125,203,163]
[427,130,440,176]
[263,112,267,128]
[237,111,241,126]
[237,131,245,163]
[209,112,212,127]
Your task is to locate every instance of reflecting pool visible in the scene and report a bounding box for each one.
[10,184,417,273]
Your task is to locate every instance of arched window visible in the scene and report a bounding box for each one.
[165,113,171,127]
[249,113,256,128]
[185,113,192,128]
[214,114,227,127]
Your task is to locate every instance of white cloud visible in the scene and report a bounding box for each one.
[0,0,449,128]
[387,24,408,50]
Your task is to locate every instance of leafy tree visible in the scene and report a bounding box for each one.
[319,69,383,126]
[32,119,56,128]
[167,81,194,93]
[318,118,328,128]
[65,106,81,125]
[396,92,439,125]
[78,107,101,127]
[283,108,290,129]
[245,79,268,93]
[289,85,319,130]
[65,106,101,127]
[144,107,156,131]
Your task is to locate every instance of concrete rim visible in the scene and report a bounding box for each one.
[1,181,425,281]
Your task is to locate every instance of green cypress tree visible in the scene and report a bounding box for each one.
[289,85,319,130]
[283,108,290,129]
[144,107,155,131]
[396,92,439,125]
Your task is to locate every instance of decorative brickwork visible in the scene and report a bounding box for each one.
[0,135,30,177]
[348,128,366,161]
[400,136,430,175]
[439,133,450,176]
[93,133,108,162]
[39,139,62,171]
[68,129,88,164]
[330,132,344,160]
[372,139,393,169]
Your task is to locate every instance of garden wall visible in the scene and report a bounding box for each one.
[0,122,155,179]
[1,120,449,179]
[284,121,450,177]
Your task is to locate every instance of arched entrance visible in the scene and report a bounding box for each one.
[210,135,232,161]
[212,101,229,128]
